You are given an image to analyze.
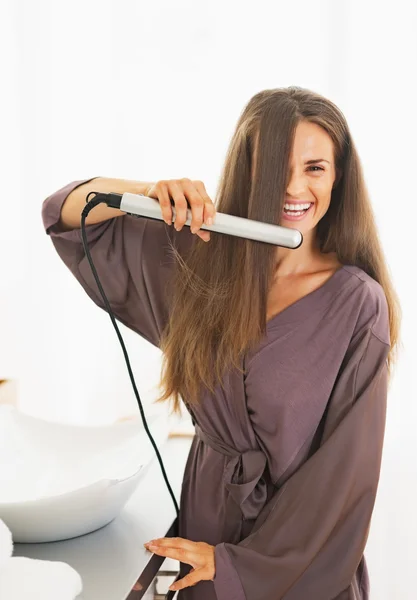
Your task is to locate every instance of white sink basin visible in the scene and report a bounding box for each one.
[0,406,169,543]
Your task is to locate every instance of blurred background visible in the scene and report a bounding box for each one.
[1,1,416,598]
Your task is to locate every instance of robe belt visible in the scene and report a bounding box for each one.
[194,423,268,522]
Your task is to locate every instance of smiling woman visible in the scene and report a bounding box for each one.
[41,85,401,600]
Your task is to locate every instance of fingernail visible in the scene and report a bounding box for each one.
[206,217,213,226]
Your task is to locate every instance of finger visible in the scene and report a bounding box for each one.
[180,178,205,233]
[149,537,198,551]
[192,180,216,226]
[170,569,202,591]
[196,230,210,242]
[169,182,190,231]
[148,545,194,564]
[156,181,173,225]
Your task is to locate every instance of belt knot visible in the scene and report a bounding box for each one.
[194,424,268,522]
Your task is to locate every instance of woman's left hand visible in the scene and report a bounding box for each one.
[144,537,216,592]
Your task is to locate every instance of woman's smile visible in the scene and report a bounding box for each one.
[282,201,314,221]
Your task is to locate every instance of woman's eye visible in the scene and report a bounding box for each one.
[307,166,324,172]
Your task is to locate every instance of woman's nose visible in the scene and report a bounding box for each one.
[286,173,307,197]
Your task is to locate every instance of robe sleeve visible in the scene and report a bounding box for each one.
[213,325,390,600]
[41,177,195,348]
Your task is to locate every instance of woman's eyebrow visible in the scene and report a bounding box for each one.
[305,159,330,165]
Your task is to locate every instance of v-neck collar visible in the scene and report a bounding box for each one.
[266,264,353,328]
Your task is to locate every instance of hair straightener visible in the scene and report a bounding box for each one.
[80,191,302,599]
[102,191,303,248]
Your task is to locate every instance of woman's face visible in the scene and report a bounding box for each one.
[252,120,339,235]
[279,120,339,233]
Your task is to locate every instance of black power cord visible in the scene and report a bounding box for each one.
[81,193,180,599]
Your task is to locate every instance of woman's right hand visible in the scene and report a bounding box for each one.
[144,178,216,242]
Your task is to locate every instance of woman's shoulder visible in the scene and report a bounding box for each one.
[341,264,390,346]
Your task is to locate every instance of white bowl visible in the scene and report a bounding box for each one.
[0,406,169,543]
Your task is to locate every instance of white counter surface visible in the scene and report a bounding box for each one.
[13,435,193,599]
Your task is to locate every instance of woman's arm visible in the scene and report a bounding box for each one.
[56,176,154,231]
[42,178,193,347]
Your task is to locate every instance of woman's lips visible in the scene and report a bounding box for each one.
[282,202,314,221]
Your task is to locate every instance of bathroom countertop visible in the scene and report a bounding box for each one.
[13,434,194,599]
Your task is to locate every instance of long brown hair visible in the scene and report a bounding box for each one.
[155,86,402,416]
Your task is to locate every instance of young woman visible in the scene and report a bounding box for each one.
[41,86,401,599]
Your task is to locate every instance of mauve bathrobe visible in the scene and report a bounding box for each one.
[41,178,390,600]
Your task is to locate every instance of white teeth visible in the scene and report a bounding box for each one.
[283,202,312,210]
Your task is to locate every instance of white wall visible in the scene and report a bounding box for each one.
[335,2,417,598]
[1,0,416,597]
[1,0,333,425]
